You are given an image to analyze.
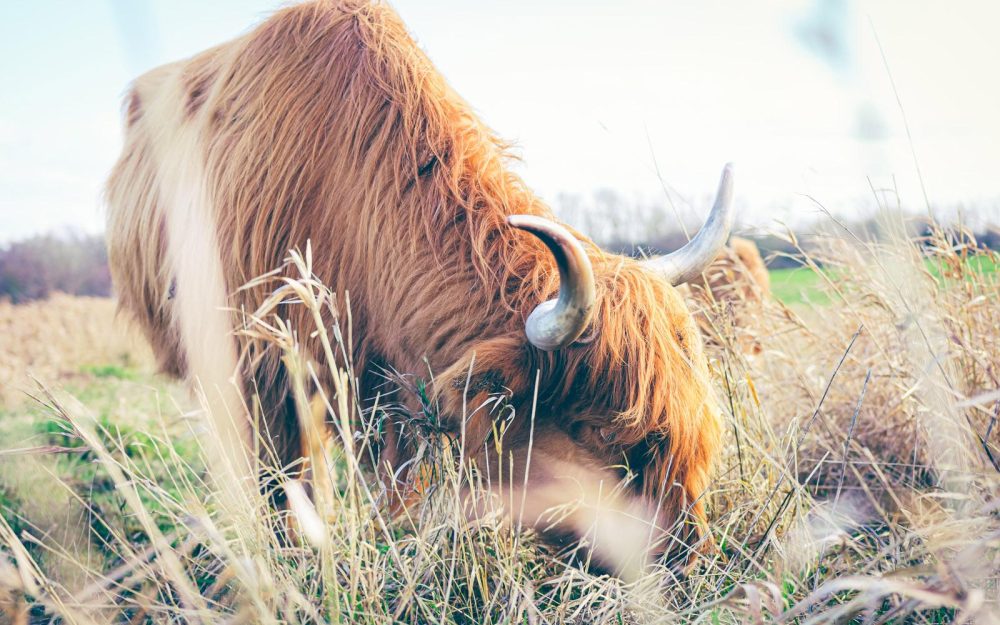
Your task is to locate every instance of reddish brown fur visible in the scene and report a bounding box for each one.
[688,236,771,354]
[106,0,722,568]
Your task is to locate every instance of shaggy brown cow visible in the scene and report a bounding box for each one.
[688,237,771,355]
[106,0,733,580]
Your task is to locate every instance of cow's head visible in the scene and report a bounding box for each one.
[433,167,733,580]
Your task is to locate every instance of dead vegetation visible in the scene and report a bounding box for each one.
[0,215,997,623]
[0,294,154,407]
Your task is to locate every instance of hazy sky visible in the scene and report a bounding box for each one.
[1,0,999,242]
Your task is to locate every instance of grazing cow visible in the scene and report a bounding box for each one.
[687,237,771,355]
[105,0,733,580]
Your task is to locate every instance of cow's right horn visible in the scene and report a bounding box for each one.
[507,215,596,351]
[643,163,735,285]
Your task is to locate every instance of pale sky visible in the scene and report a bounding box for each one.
[1,0,998,242]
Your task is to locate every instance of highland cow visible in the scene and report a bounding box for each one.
[106,0,734,579]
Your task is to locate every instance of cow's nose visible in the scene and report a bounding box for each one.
[514,463,665,582]
[571,493,672,583]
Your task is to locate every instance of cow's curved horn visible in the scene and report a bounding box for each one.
[643,163,735,285]
[507,215,596,351]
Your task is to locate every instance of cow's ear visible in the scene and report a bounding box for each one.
[431,335,532,446]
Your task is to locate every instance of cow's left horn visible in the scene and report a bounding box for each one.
[507,215,596,351]
[643,163,736,285]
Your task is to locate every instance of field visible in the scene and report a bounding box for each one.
[1,223,998,623]
[769,255,998,306]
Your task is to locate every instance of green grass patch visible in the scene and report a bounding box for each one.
[925,253,998,281]
[0,376,204,583]
[769,266,828,306]
[81,363,135,380]
[769,253,996,306]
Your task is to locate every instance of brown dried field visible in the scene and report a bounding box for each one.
[0,294,156,407]
[0,220,998,624]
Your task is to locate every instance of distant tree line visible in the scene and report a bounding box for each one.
[1,203,996,304]
[601,232,805,270]
[0,233,111,303]
[553,189,999,270]
[554,188,817,269]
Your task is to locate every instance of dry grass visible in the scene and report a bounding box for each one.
[1,215,998,624]
[0,294,155,407]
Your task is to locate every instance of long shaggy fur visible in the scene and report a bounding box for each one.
[688,236,771,355]
[106,0,722,568]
